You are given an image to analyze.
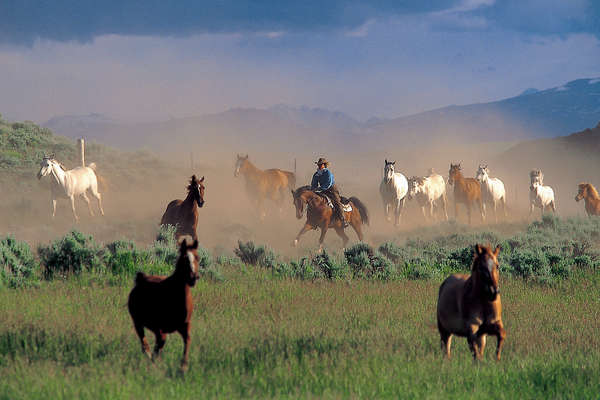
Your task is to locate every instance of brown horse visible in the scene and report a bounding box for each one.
[575,183,600,216]
[291,185,369,250]
[234,154,296,218]
[437,244,506,361]
[448,163,484,224]
[128,239,200,370]
[160,175,205,241]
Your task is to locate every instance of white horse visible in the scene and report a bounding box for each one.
[37,155,104,221]
[379,159,408,226]
[529,169,556,216]
[475,164,507,222]
[407,172,448,221]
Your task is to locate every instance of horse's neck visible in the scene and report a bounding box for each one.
[453,173,467,188]
[51,163,68,188]
[182,192,198,211]
[242,161,262,179]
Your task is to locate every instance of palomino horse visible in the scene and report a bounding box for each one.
[379,159,408,226]
[448,163,484,224]
[292,185,369,250]
[407,172,448,221]
[234,154,296,219]
[160,175,205,242]
[476,165,507,223]
[529,170,556,216]
[37,155,104,221]
[437,244,506,361]
[128,239,200,371]
[575,183,600,217]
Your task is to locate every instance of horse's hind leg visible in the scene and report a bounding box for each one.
[133,322,151,359]
[335,227,350,249]
[441,195,449,221]
[152,331,167,361]
[81,192,94,216]
[94,191,105,216]
[51,198,57,219]
[69,196,79,221]
[318,226,329,252]
[438,321,452,359]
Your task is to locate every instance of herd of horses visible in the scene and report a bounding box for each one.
[35,154,600,368]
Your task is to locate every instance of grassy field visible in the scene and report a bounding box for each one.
[0,264,599,399]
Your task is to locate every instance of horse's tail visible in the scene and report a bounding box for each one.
[88,162,109,193]
[349,196,369,226]
[88,162,97,171]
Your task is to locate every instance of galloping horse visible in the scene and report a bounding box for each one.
[128,238,200,371]
[292,186,369,250]
[437,244,506,361]
[476,165,507,223]
[234,154,296,218]
[448,163,484,224]
[160,175,205,241]
[407,172,448,221]
[37,155,104,221]
[575,183,600,217]
[529,170,556,216]
[379,159,408,226]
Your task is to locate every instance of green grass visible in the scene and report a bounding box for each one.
[0,270,598,399]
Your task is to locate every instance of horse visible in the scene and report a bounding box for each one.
[160,175,205,242]
[437,244,506,361]
[128,239,200,371]
[37,155,104,221]
[529,169,556,216]
[575,183,600,217]
[407,172,448,221]
[234,154,296,219]
[291,185,369,250]
[379,160,408,226]
[475,165,507,223]
[448,163,484,224]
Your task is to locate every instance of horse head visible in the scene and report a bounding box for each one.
[530,169,543,189]
[176,238,200,286]
[472,244,501,302]
[475,164,489,182]
[188,175,205,208]
[384,159,396,182]
[448,163,462,185]
[291,186,309,219]
[575,183,589,202]
[37,156,55,179]
[234,154,248,177]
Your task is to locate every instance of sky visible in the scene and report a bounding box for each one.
[0,0,599,123]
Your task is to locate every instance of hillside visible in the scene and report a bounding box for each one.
[42,78,600,155]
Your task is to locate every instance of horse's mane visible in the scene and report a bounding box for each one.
[187,175,199,192]
[293,185,312,196]
[580,183,600,199]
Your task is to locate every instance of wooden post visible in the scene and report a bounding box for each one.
[77,138,85,167]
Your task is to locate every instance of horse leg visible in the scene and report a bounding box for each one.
[152,331,167,361]
[69,196,79,222]
[476,333,487,359]
[492,323,507,361]
[335,226,350,249]
[551,201,556,214]
[81,192,94,216]
[493,200,498,224]
[395,198,405,226]
[467,324,482,360]
[481,202,487,222]
[318,226,329,252]
[52,198,57,219]
[454,201,459,222]
[442,195,449,221]
[134,322,151,359]
[178,323,191,371]
[293,223,312,247]
[350,211,364,242]
[92,190,105,216]
[383,201,391,223]
[438,320,452,359]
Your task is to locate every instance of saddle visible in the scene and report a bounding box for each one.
[316,191,352,212]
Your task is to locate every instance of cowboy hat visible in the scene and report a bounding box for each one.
[315,157,329,166]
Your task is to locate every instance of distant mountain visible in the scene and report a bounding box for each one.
[42,78,600,156]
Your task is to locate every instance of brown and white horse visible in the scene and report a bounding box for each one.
[160,175,205,242]
[437,244,506,361]
[234,154,296,219]
[292,186,369,250]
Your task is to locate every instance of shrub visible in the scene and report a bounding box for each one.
[0,236,40,288]
[38,230,105,278]
[311,250,347,280]
[344,243,394,280]
[234,241,276,268]
[150,225,178,265]
[104,240,149,276]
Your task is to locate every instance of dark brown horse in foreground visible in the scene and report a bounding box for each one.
[575,183,600,217]
[292,186,369,250]
[128,239,200,370]
[160,175,205,241]
[437,244,506,361]
[448,163,484,224]
[234,154,296,219]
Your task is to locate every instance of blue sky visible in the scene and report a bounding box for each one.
[0,0,598,122]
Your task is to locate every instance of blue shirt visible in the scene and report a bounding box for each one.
[311,168,334,191]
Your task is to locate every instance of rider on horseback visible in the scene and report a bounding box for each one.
[311,157,347,227]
